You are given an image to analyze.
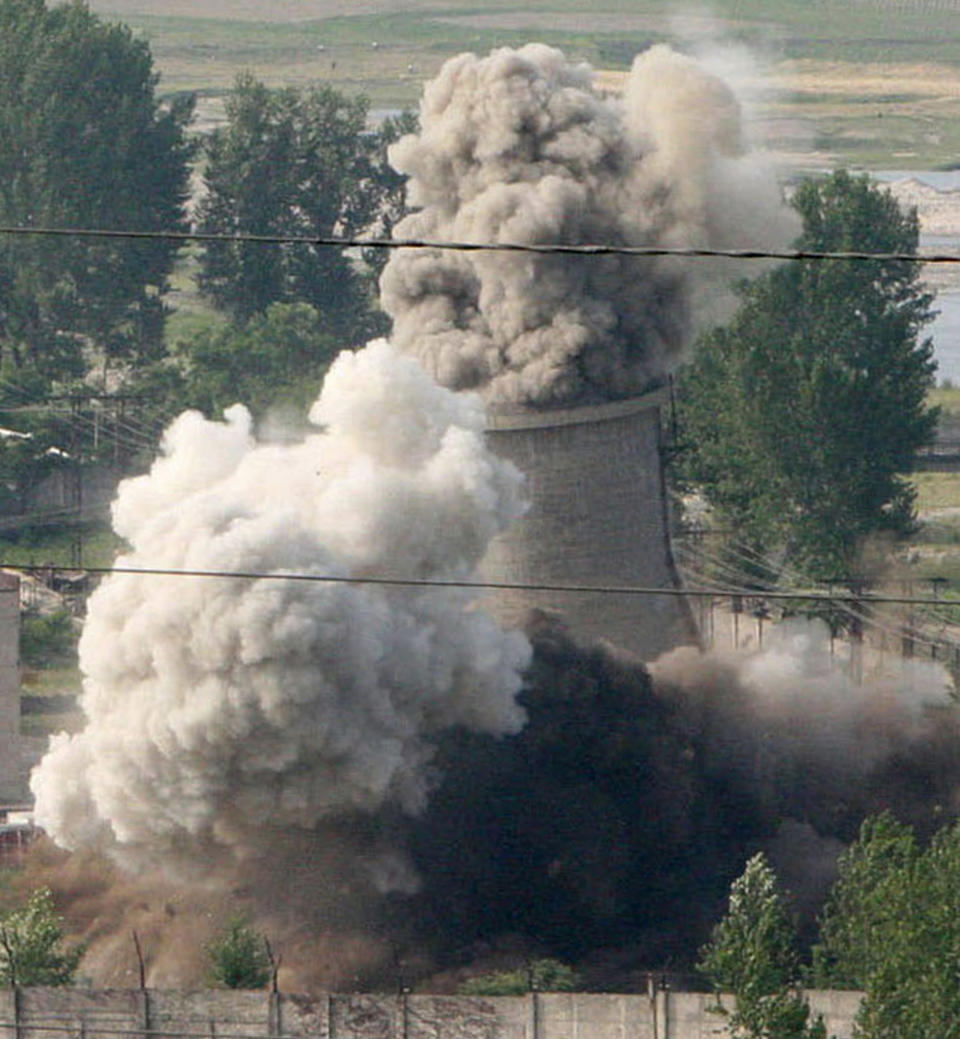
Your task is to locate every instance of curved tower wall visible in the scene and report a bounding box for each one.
[480,393,699,663]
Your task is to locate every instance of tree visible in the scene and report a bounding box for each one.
[697,853,824,1039]
[809,815,960,1039]
[0,0,192,507]
[810,812,918,990]
[205,918,270,990]
[0,888,83,987]
[195,74,404,340]
[0,0,193,380]
[678,170,937,583]
[20,608,77,668]
[172,302,340,422]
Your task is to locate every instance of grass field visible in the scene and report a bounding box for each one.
[84,0,960,167]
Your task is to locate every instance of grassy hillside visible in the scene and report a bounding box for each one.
[86,0,960,167]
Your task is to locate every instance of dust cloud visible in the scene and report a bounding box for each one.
[381,43,795,406]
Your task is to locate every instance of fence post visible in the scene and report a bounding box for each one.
[140,988,151,1039]
[267,992,281,1039]
[399,990,408,1039]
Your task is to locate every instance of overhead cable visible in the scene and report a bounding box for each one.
[0,225,954,263]
[4,561,960,609]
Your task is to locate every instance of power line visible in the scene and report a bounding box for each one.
[4,561,960,609]
[0,225,953,263]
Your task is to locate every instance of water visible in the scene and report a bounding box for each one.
[871,170,960,385]
[932,292,960,385]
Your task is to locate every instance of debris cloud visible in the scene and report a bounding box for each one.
[406,618,960,969]
[381,43,795,406]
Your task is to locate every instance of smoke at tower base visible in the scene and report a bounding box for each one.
[381,42,797,406]
[29,340,530,879]
[407,616,960,970]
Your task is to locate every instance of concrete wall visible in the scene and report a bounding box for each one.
[0,989,864,1039]
[481,394,699,664]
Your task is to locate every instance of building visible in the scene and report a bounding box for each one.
[481,390,698,662]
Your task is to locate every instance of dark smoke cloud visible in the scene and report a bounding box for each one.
[404,618,960,972]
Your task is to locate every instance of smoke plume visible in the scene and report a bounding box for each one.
[30,340,530,877]
[27,41,956,989]
[381,43,795,406]
[406,618,960,974]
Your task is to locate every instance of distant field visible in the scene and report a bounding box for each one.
[83,0,960,167]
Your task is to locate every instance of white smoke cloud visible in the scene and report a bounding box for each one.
[381,42,797,406]
[30,340,531,871]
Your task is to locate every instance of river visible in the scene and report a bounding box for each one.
[871,171,960,385]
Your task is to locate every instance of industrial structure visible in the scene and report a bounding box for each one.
[0,570,22,802]
[481,389,698,662]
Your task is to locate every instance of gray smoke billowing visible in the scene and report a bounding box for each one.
[381,43,795,406]
[30,340,530,878]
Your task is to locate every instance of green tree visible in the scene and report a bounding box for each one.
[810,812,917,990]
[458,958,581,995]
[0,887,83,987]
[196,74,403,340]
[172,302,340,422]
[0,0,193,379]
[698,853,824,1039]
[0,0,192,506]
[20,608,77,668]
[205,917,270,990]
[678,170,937,583]
[809,815,960,1039]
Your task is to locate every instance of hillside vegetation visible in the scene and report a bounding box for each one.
[87,0,960,168]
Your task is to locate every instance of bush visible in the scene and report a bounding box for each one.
[0,887,84,987]
[20,610,77,668]
[205,917,270,989]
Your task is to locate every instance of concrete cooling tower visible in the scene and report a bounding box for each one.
[480,390,699,662]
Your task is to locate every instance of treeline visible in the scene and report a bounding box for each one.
[699,812,960,1039]
[0,0,411,515]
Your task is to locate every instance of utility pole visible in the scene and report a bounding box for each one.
[71,397,82,568]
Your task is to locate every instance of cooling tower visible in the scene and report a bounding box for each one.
[480,390,698,662]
